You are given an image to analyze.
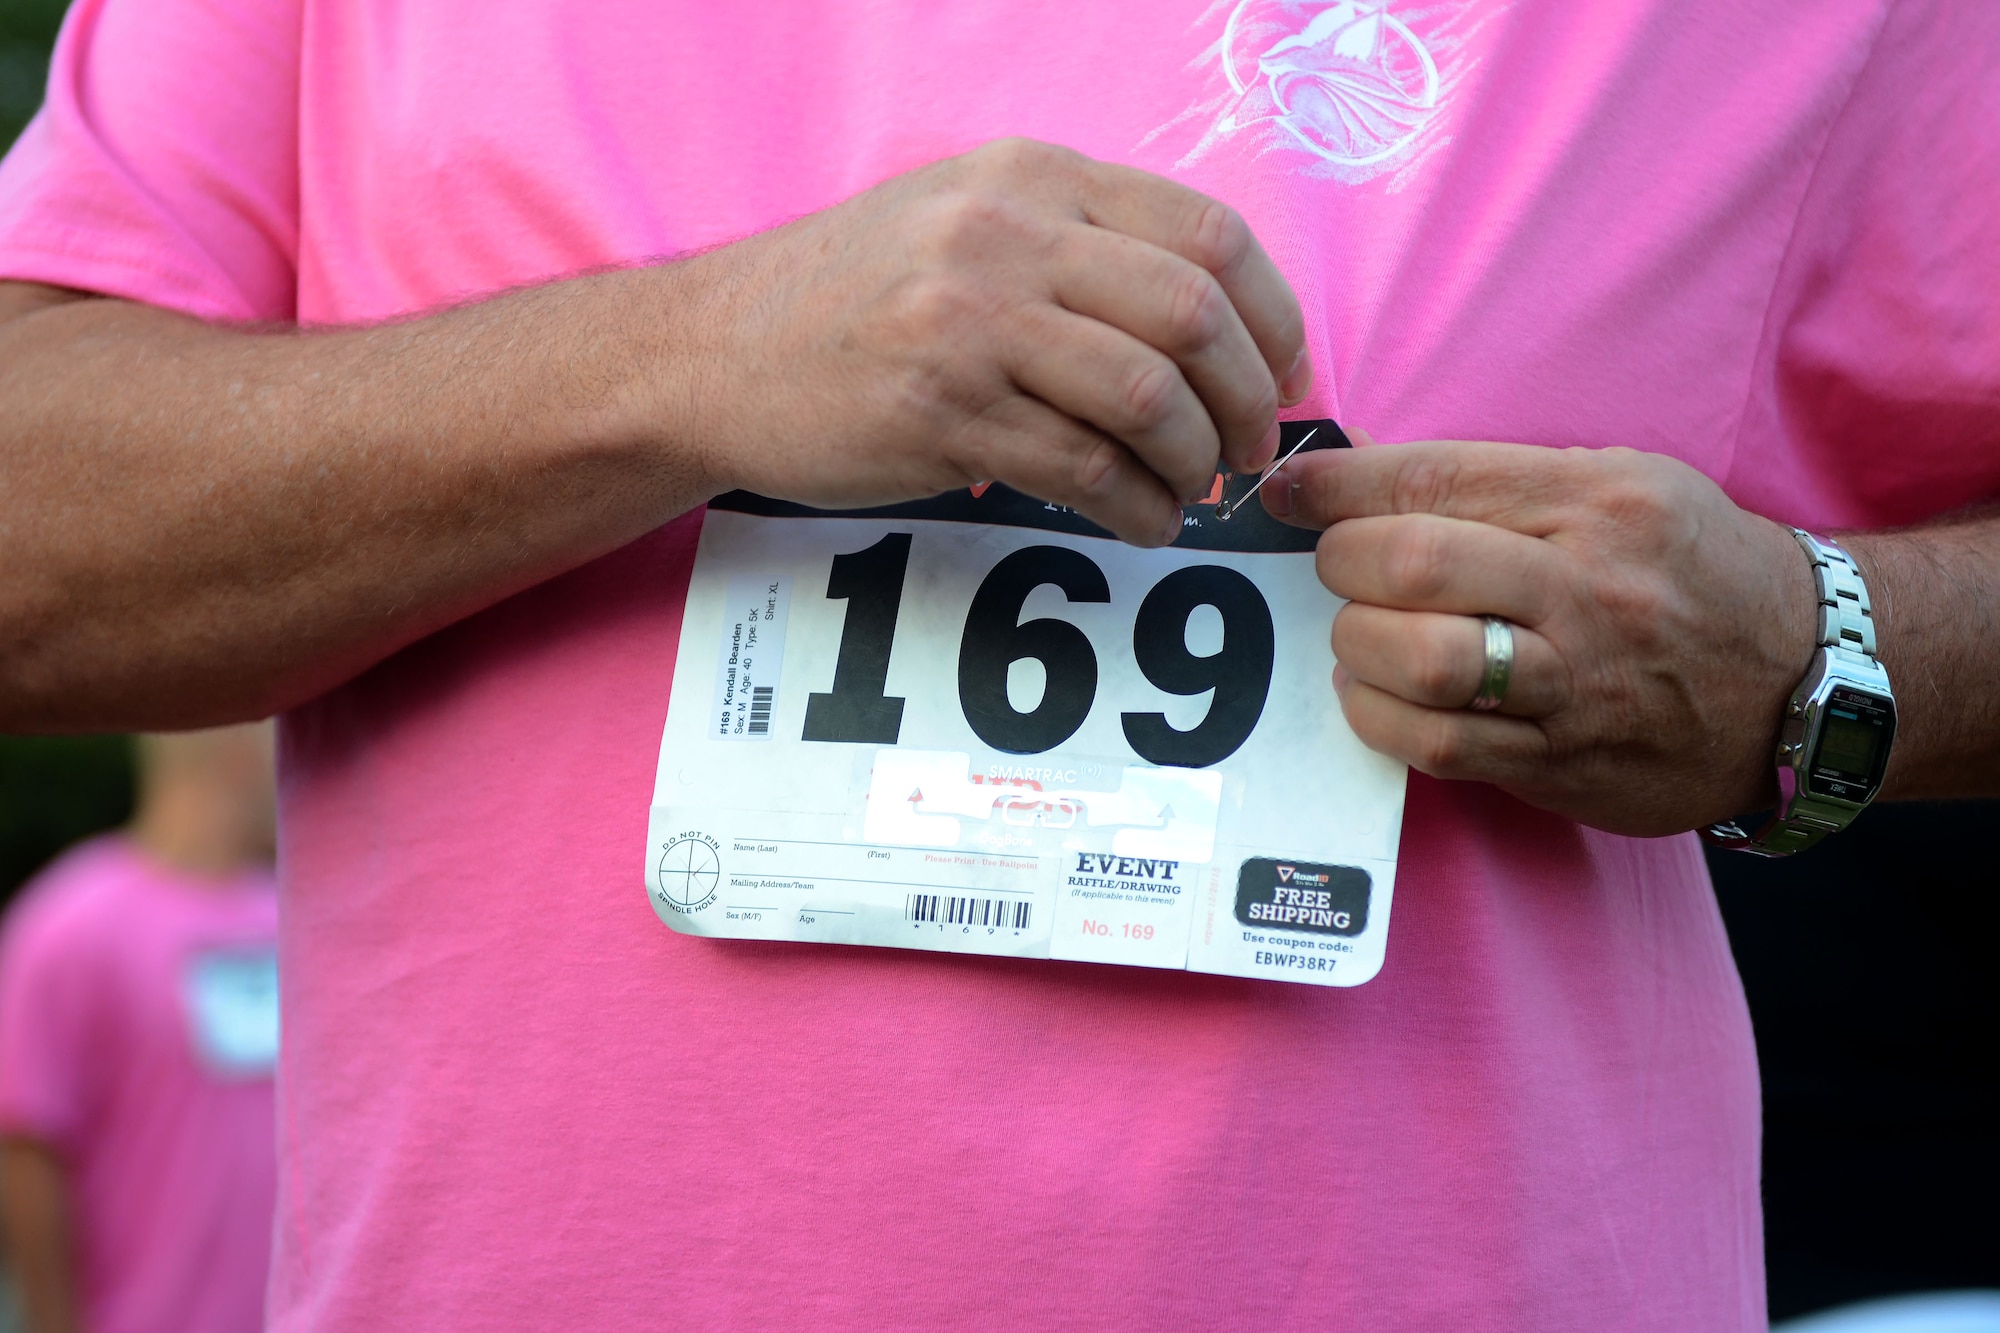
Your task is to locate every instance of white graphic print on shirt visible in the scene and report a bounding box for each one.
[1152,0,1498,187]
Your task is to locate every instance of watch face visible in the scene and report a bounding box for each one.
[1806,686,1895,801]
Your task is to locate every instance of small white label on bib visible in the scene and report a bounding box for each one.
[645,424,1407,987]
[709,575,790,741]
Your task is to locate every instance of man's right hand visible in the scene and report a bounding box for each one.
[659,139,1311,547]
[0,140,1307,728]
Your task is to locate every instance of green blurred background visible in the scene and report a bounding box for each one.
[0,0,135,907]
[0,736,133,901]
[0,0,64,149]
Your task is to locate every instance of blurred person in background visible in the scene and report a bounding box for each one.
[0,725,277,1333]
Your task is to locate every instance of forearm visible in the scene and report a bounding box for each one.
[0,268,721,732]
[1844,509,2000,799]
[1,144,1315,732]
[0,1138,78,1333]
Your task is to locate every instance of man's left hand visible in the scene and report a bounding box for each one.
[1265,434,1818,836]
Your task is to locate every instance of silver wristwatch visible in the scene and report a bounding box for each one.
[1701,529,1896,857]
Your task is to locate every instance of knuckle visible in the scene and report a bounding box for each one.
[1408,629,1465,701]
[1315,539,1341,591]
[1164,267,1230,353]
[1544,651,1583,719]
[1233,374,1281,438]
[1389,452,1464,515]
[918,190,1027,260]
[1382,521,1453,600]
[889,268,988,341]
[1119,359,1182,433]
[1598,476,1673,533]
[1184,197,1252,274]
[967,137,1031,174]
[896,354,993,430]
[1575,448,1692,538]
[1410,712,1464,774]
[1071,435,1127,502]
[967,137,1070,183]
[1588,571,1672,645]
[1272,299,1307,361]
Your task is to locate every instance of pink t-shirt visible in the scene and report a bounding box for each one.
[3,1,1998,1328]
[0,838,279,1333]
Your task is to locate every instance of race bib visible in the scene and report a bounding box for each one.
[645,421,1408,986]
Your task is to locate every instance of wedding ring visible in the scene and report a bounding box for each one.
[1468,616,1514,712]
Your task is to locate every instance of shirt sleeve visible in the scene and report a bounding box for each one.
[0,872,109,1151]
[0,0,302,322]
[1729,0,2000,529]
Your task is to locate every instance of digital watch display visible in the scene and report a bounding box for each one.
[1807,686,1894,801]
[1702,530,1895,857]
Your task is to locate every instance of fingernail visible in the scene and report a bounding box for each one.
[1280,349,1313,406]
[1332,663,1352,694]
[1160,507,1184,546]
[1262,468,1295,517]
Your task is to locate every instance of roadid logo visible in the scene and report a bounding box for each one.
[1235,856,1370,936]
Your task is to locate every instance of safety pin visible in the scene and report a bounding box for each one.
[1214,426,1318,521]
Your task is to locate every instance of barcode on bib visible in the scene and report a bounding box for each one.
[906,893,1033,930]
[748,687,774,735]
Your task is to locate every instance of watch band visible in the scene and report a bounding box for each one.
[1797,528,1877,664]
[1701,529,1889,857]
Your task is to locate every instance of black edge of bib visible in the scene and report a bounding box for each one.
[710,419,1349,555]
